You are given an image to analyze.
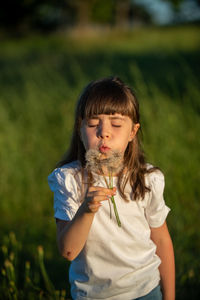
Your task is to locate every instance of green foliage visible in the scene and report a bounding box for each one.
[90,0,115,24]
[0,0,150,34]
[0,232,68,299]
[0,26,200,299]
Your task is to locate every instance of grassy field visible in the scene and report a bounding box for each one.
[0,25,200,299]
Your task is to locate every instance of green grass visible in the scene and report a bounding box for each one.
[1,232,68,299]
[0,25,200,299]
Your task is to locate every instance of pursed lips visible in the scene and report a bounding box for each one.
[99,145,111,153]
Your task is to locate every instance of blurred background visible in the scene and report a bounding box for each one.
[0,0,200,299]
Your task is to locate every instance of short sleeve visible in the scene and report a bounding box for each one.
[145,171,170,228]
[48,167,81,221]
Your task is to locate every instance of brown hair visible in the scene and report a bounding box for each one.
[57,77,156,200]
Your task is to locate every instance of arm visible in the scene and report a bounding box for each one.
[150,221,175,300]
[56,186,116,261]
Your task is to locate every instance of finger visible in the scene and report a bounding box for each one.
[89,186,116,194]
[87,192,116,202]
[87,195,109,203]
[88,188,116,197]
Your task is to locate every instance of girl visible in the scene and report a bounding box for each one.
[48,77,175,300]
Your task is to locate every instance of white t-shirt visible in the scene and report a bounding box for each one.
[48,161,170,300]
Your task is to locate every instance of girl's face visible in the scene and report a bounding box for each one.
[80,113,140,156]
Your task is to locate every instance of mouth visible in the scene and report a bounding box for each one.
[99,145,111,153]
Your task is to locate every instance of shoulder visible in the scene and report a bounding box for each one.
[49,160,81,177]
[56,160,82,177]
[48,161,82,190]
[144,164,170,227]
[145,163,165,188]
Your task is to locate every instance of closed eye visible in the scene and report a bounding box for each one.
[87,124,122,128]
[112,124,121,127]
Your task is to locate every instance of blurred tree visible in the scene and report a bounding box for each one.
[72,0,91,27]
[163,0,200,11]
[115,0,131,27]
[73,0,152,28]
[33,1,75,31]
[0,0,153,35]
[91,0,115,25]
[164,0,183,11]
[129,3,153,26]
[0,0,75,34]
[115,0,152,27]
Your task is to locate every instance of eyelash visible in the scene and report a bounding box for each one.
[88,124,121,128]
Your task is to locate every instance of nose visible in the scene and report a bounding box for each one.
[97,123,110,139]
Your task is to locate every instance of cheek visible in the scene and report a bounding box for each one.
[120,132,133,151]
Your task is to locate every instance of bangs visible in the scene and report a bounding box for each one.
[83,81,134,120]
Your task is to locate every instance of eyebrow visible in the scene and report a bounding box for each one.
[89,115,125,121]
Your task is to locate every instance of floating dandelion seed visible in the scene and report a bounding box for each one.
[85,149,123,227]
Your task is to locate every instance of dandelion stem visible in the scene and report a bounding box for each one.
[103,176,112,219]
[103,173,121,227]
[110,196,121,227]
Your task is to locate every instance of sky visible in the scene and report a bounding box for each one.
[134,0,200,25]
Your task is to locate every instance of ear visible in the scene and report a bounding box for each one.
[128,123,140,141]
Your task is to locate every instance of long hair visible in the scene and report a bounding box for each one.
[57,76,156,200]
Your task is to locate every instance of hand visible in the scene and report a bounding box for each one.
[84,186,116,213]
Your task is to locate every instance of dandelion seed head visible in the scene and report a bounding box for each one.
[85,148,122,226]
[85,149,101,173]
[85,149,123,175]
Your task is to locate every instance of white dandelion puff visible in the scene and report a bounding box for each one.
[85,149,123,227]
